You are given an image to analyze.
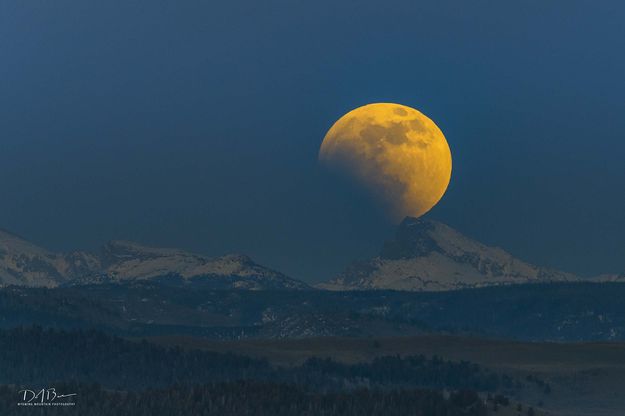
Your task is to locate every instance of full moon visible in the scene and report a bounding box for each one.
[319,103,452,220]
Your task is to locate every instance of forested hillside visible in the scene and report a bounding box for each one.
[0,383,492,416]
[0,327,513,392]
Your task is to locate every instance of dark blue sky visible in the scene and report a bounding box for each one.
[1,0,624,281]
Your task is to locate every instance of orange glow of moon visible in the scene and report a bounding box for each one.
[319,103,452,220]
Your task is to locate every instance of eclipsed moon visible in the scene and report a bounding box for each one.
[319,103,452,220]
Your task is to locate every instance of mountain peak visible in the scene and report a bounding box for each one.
[380,217,441,260]
[398,216,433,226]
[318,218,577,292]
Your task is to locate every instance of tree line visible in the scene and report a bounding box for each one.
[0,382,489,416]
[0,327,514,392]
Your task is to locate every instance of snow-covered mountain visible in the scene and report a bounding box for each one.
[317,217,579,291]
[0,228,69,287]
[0,230,309,290]
[91,240,309,290]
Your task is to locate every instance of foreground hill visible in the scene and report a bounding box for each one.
[0,327,547,416]
[0,382,502,416]
[318,217,578,291]
[0,229,308,290]
[157,334,625,416]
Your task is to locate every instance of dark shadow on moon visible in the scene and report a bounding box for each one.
[320,144,409,221]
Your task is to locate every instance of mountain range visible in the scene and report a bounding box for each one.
[1,219,622,291]
[0,228,308,290]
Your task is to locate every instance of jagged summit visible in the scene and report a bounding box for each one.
[318,217,579,291]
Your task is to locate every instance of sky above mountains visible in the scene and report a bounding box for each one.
[1,0,624,282]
